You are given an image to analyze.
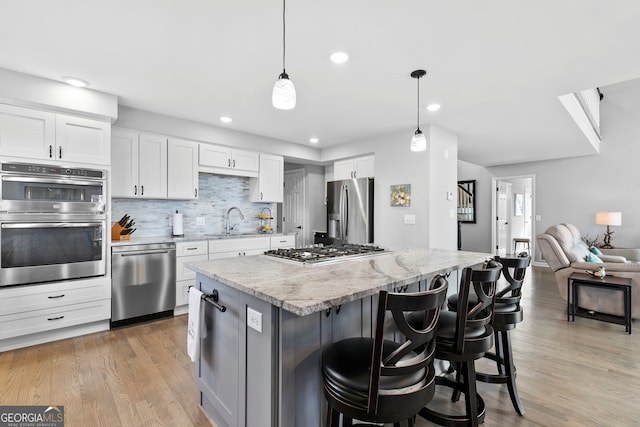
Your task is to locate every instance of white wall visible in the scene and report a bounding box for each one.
[487,78,640,257]
[457,160,494,252]
[322,125,458,250]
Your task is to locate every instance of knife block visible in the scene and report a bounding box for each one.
[111,223,131,240]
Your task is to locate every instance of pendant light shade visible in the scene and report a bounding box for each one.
[411,128,427,151]
[273,71,296,110]
[410,69,427,152]
[273,0,296,109]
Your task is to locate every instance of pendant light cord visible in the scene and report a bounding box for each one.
[416,75,420,129]
[282,0,286,72]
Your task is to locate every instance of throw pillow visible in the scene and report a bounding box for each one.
[590,246,604,256]
[598,254,627,263]
[585,253,603,263]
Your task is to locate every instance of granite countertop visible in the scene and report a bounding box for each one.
[186,248,492,316]
[111,232,286,246]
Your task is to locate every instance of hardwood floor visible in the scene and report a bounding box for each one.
[1,266,639,426]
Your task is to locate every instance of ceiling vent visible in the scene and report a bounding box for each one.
[558,88,602,150]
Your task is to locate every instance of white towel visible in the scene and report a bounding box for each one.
[187,287,207,362]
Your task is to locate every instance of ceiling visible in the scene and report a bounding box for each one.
[1,1,640,166]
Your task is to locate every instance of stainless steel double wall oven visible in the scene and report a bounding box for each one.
[0,162,107,287]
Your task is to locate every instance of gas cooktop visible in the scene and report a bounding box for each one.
[264,244,387,265]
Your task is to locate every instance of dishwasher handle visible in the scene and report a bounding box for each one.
[118,249,173,257]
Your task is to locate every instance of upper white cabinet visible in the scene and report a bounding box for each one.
[168,138,198,199]
[199,143,259,177]
[55,115,111,165]
[334,155,375,180]
[0,104,110,166]
[111,128,167,199]
[250,153,284,203]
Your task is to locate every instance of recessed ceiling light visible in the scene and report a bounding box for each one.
[220,116,233,123]
[330,52,349,64]
[426,103,441,112]
[309,137,319,144]
[62,76,89,88]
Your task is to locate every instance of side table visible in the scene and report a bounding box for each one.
[567,272,632,334]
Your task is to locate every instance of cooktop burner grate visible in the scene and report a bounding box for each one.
[264,243,386,264]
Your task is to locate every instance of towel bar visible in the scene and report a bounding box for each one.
[189,287,227,312]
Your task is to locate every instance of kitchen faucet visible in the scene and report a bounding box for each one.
[225,206,245,234]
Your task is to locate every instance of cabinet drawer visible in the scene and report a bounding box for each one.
[0,277,110,316]
[209,249,265,260]
[176,240,208,257]
[176,279,194,307]
[209,237,270,254]
[177,254,209,281]
[0,299,110,340]
[270,235,295,249]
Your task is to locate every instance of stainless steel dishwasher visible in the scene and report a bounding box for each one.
[111,243,176,327]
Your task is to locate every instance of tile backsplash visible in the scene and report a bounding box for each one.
[112,173,276,237]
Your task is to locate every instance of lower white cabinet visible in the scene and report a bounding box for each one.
[0,277,110,347]
[270,235,295,249]
[209,236,271,259]
[175,241,209,310]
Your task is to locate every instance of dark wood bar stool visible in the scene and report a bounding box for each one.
[476,254,530,415]
[321,276,448,427]
[448,254,531,416]
[418,260,502,427]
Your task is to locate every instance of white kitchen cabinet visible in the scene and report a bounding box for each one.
[0,104,55,159]
[209,237,270,259]
[111,128,167,199]
[168,138,199,199]
[250,153,284,203]
[334,154,375,180]
[199,143,259,177]
[175,241,209,312]
[0,104,110,166]
[0,277,110,349]
[55,114,111,165]
[270,235,295,249]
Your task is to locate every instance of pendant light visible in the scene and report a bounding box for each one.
[410,69,427,152]
[272,0,296,110]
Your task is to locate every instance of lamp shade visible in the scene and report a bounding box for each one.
[272,72,296,110]
[410,129,427,152]
[595,211,622,226]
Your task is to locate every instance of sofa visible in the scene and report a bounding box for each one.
[537,223,640,320]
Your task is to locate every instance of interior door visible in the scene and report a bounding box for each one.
[283,170,304,247]
[495,181,511,256]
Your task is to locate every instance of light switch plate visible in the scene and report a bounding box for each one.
[446,191,454,201]
[247,307,262,333]
[403,214,416,225]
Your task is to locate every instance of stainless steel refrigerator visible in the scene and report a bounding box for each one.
[326,177,374,244]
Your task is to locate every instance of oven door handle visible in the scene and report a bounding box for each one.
[1,176,104,187]
[1,222,102,229]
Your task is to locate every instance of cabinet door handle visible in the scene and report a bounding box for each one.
[59,146,62,158]
[194,188,198,198]
[141,185,144,196]
[233,159,236,168]
[186,247,198,251]
[228,159,231,167]
[47,315,65,321]
[47,294,65,299]
[260,192,263,200]
[134,185,137,195]
[49,145,53,158]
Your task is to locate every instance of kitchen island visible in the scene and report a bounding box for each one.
[186,248,491,427]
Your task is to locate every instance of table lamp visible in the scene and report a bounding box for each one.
[595,211,622,248]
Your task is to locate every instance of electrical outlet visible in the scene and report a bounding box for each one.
[403,214,416,225]
[196,216,205,226]
[247,307,262,333]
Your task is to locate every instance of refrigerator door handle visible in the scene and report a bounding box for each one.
[344,186,349,240]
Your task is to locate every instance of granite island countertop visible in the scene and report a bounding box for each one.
[186,248,492,316]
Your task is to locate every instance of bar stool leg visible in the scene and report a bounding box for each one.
[500,330,525,415]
